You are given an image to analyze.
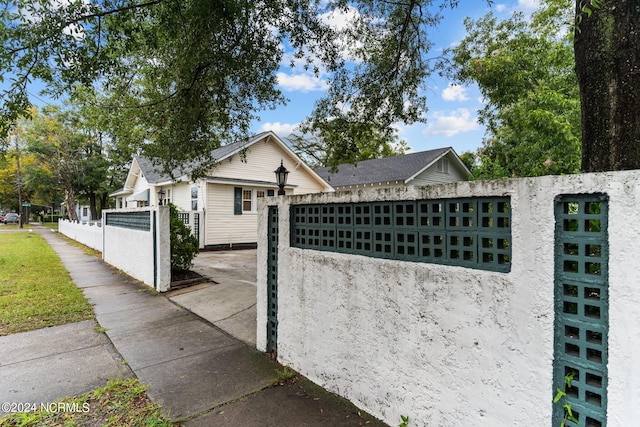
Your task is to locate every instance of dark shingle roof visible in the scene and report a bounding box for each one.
[314,147,451,187]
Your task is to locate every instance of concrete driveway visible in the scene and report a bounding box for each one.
[168,249,258,347]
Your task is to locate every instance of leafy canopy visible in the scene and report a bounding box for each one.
[450,0,581,179]
[1,0,490,177]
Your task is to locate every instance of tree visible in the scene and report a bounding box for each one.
[450,0,581,179]
[2,1,638,174]
[287,121,408,169]
[63,88,139,218]
[0,0,489,178]
[574,0,640,172]
[20,107,95,221]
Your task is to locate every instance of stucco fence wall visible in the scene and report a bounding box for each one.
[101,207,171,292]
[256,170,640,426]
[58,219,103,251]
[59,208,171,292]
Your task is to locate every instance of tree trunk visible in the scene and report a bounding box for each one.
[99,192,108,218]
[65,188,79,222]
[89,192,97,221]
[574,0,640,172]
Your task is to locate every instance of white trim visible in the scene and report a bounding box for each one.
[126,189,149,202]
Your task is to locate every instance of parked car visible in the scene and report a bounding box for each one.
[0,214,4,222]
[3,213,19,224]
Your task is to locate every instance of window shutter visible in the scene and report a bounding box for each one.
[234,187,242,215]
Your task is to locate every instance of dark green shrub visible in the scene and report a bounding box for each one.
[169,204,199,272]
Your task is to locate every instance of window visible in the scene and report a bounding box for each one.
[436,158,449,173]
[242,190,252,211]
[82,207,88,217]
[191,186,198,210]
[235,188,272,214]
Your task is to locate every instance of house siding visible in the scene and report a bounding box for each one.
[212,138,327,195]
[170,181,194,211]
[205,184,261,246]
[410,153,469,186]
[126,175,150,208]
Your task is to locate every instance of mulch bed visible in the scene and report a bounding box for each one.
[170,270,209,290]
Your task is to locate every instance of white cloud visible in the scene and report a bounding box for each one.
[422,109,479,137]
[442,83,469,102]
[495,0,539,16]
[259,122,299,136]
[319,6,359,32]
[277,72,329,92]
[517,0,541,11]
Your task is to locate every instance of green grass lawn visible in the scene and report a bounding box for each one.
[0,232,94,335]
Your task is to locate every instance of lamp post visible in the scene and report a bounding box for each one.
[274,160,289,196]
[157,188,165,206]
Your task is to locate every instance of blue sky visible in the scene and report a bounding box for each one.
[253,0,542,155]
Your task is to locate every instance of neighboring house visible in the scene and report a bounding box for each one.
[314,147,470,191]
[75,204,92,222]
[110,131,333,249]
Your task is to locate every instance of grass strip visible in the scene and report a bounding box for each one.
[0,232,94,336]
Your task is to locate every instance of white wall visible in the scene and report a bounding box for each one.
[257,170,640,426]
[58,219,102,251]
[101,207,171,292]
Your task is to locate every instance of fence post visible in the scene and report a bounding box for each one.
[155,206,171,292]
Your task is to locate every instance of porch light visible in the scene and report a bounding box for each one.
[274,160,289,196]
[157,188,165,205]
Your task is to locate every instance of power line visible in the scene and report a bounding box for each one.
[27,90,56,108]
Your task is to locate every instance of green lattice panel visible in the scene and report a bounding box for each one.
[416,200,445,263]
[289,197,511,272]
[553,194,608,427]
[336,204,354,252]
[105,211,151,231]
[477,198,512,271]
[267,206,279,354]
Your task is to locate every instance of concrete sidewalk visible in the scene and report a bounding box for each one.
[1,227,386,426]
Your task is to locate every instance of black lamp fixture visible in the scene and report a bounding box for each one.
[274,160,289,196]
[157,188,165,206]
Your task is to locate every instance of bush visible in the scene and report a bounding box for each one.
[168,204,200,272]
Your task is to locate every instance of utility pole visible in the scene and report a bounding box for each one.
[12,125,23,228]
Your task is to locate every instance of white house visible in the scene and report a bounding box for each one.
[110,131,333,249]
[314,147,470,191]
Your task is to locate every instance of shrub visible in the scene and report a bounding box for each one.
[168,204,199,272]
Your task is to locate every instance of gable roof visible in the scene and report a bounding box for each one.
[114,131,331,193]
[134,133,272,184]
[314,147,467,187]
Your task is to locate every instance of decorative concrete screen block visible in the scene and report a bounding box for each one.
[266,206,279,354]
[290,197,512,272]
[105,211,151,231]
[553,194,609,427]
